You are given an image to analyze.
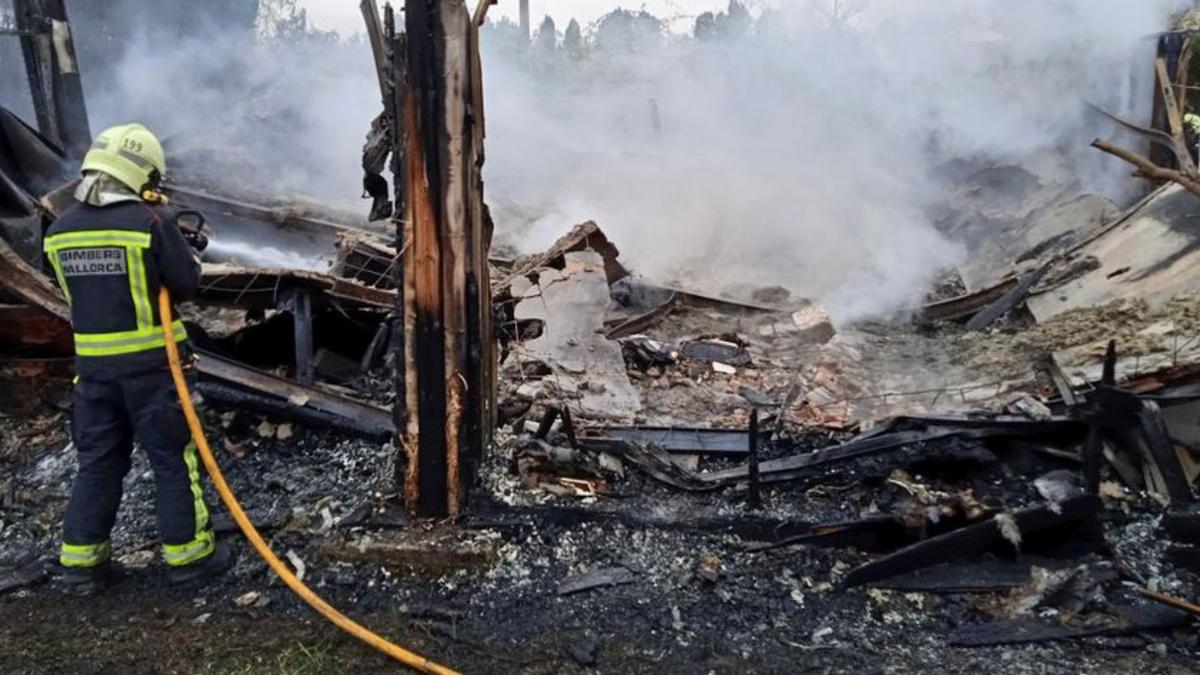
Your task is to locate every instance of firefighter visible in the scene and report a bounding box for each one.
[45,123,232,594]
[1185,111,1200,165]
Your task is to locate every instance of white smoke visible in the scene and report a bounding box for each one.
[82,24,377,211]
[483,0,1182,319]
[73,0,1184,320]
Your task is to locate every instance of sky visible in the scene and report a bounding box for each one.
[298,0,763,36]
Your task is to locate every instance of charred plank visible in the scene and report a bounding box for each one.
[193,349,392,439]
[949,597,1190,647]
[965,265,1047,331]
[877,562,1032,593]
[581,427,751,455]
[842,495,1101,589]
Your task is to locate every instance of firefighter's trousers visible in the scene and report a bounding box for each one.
[59,371,215,569]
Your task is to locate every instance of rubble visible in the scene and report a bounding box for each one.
[557,565,638,595]
[321,529,501,575]
[504,250,641,423]
[7,188,1200,670]
[4,6,1200,673]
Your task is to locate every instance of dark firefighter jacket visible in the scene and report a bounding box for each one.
[44,200,200,380]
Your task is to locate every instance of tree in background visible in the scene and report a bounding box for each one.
[563,19,584,59]
[593,9,665,55]
[811,0,870,29]
[695,1,753,42]
[480,16,530,58]
[257,0,337,43]
[534,15,557,54]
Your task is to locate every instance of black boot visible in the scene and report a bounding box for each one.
[167,544,235,586]
[56,560,118,596]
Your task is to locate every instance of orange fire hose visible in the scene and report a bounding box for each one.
[158,287,458,674]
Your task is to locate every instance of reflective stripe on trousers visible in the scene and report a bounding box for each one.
[162,441,214,567]
[60,540,111,568]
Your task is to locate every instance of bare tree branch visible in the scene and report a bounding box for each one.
[1087,102,1195,175]
[1092,138,1200,199]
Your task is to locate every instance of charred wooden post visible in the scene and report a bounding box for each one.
[365,1,494,517]
[279,288,315,385]
[747,409,762,510]
[1082,422,1103,495]
[13,0,90,157]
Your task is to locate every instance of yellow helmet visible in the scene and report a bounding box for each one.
[80,123,166,196]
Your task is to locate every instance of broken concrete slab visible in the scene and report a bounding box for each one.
[498,221,628,294]
[1029,184,1200,321]
[938,155,1118,292]
[507,250,640,422]
[757,301,836,344]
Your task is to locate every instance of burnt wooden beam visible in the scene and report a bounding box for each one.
[698,416,1084,486]
[13,0,90,157]
[1138,400,1194,504]
[747,410,762,510]
[379,1,494,518]
[193,348,393,439]
[1155,55,1198,177]
[409,0,449,518]
[472,0,497,27]
[0,234,69,321]
[1082,420,1103,495]
[842,495,1101,589]
[197,381,387,440]
[1092,138,1200,199]
[360,0,390,97]
[580,426,751,455]
[744,516,912,554]
[877,562,1032,594]
[279,288,315,384]
[1088,343,1194,506]
[964,265,1047,332]
[949,598,1190,647]
[922,276,1018,323]
[463,270,483,482]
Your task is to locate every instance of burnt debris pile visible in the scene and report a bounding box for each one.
[4,3,1200,672]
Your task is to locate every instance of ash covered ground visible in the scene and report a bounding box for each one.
[3,301,1200,674]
